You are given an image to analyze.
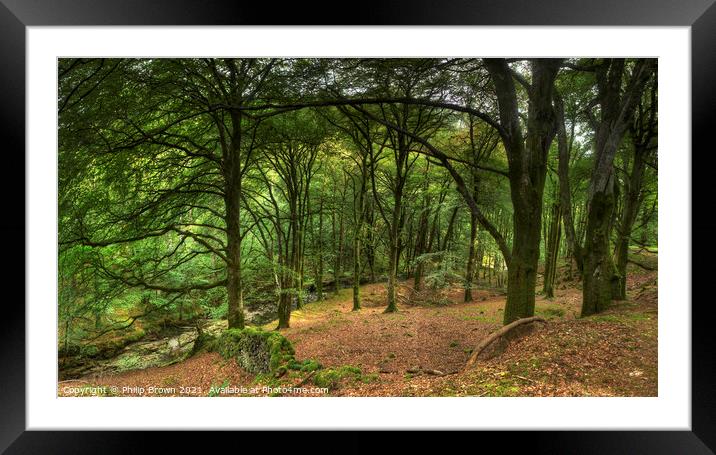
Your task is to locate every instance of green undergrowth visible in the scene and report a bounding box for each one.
[313,365,363,389]
[536,306,566,319]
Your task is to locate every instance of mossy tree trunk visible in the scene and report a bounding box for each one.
[485,58,562,325]
[503,199,543,324]
[581,190,617,316]
[579,58,655,316]
[612,79,657,300]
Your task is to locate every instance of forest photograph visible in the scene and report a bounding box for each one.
[57,57,658,398]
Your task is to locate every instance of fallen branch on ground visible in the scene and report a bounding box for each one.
[464,316,546,369]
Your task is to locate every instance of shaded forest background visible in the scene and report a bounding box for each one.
[58,58,657,364]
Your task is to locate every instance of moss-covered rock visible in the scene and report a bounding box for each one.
[191,331,218,356]
[215,327,296,376]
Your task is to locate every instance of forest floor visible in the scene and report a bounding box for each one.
[58,257,657,397]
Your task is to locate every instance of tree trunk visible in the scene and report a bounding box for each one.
[441,206,459,252]
[543,201,561,298]
[412,204,430,292]
[224,126,245,330]
[338,202,345,289]
[502,188,542,322]
[581,190,617,316]
[316,199,324,300]
[331,209,340,293]
[464,213,478,302]
[295,219,304,310]
[277,288,291,329]
[352,235,361,311]
[365,198,376,283]
[554,91,583,273]
[612,233,629,300]
[385,192,401,313]
[581,58,654,316]
[484,58,562,325]
[612,90,655,299]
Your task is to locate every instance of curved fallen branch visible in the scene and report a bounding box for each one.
[465,316,546,369]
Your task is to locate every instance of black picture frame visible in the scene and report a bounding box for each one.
[2,0,712,452]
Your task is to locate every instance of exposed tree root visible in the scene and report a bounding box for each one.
[465,316,546,369]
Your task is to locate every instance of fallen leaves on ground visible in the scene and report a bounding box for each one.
[58,268,657,397]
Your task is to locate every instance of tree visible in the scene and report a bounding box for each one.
[252,111,324,328]
[611,77,658,299]
[60,58,288,330]
[579,59,655,316]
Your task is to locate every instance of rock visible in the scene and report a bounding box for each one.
[215,327,296,375]
[60,326,200,379]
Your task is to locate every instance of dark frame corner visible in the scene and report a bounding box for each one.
[2,0,714,453]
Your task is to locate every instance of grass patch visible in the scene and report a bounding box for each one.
[537,306,566,319]
[458,314,495,323]
[313,365,363,390]
[588,312,652,324]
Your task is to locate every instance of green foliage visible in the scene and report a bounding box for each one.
[415,251,465,291]
[208,300,228,320]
